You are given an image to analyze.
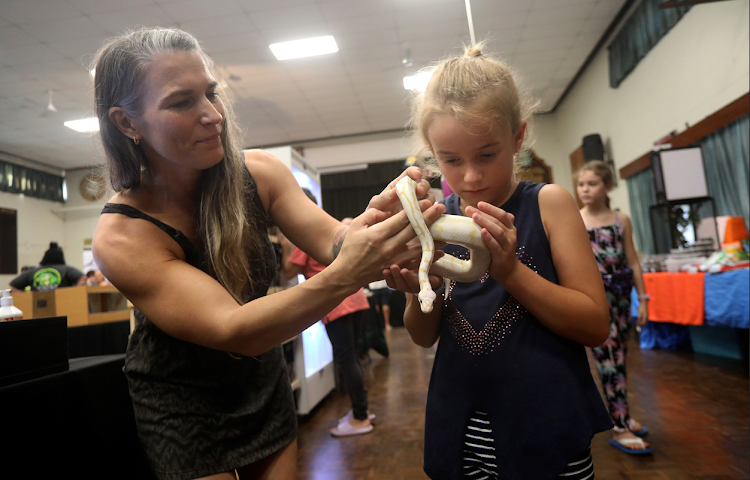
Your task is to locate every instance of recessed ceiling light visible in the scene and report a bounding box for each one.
[64,117,99,132]
[403,71,433,92]
[269,36,338,60]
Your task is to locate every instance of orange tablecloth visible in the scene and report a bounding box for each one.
[644,272,705,325]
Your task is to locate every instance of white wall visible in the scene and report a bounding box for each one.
[0,191,66,288]
[533,0,750,223]
[0,167,108,288]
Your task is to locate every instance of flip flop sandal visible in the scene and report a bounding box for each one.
[330,421,374,437]
[627,419,648,437]
[609,437,653,455]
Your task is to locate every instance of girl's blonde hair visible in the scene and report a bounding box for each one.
[408,43,538,177]
[92,27,274,303]
[575,160,614,209]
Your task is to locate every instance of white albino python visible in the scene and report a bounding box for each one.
[395,176,491,313]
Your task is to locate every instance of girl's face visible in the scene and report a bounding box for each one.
[427,113,524,209]
[576,170,610,207]
[134,51,225,172]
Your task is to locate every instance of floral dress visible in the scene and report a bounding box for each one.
[588,213,635,430]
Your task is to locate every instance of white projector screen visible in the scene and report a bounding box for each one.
[659,147,708,201]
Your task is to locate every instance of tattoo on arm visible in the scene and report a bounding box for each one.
[332,226,348,260]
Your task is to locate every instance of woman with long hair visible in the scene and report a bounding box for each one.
[91,27,440,480]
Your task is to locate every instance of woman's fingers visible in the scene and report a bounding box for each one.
[383,202,446,249]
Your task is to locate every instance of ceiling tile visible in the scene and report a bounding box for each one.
[48,35,111,64]
[235,0,317,13]
[318,0,394,20]
[19,16,108,44]
[0,44,67,67]
[203,31,268,55]
[66,0,160,15]
[394,4,465,28]
[88,6,176,33]
[0,25,43,49]
[247,4,325,31]
[181,14,256,40]
[0,0,81,25]
[159,0,245,23]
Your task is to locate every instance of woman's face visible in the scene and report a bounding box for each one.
[134,51,225,172]
[576,170,610,207]
[427,113,523,210]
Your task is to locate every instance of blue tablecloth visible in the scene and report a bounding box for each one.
[704,268,749,328]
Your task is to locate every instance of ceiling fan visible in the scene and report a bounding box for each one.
[383,43,429,72]
[46,90,58,113]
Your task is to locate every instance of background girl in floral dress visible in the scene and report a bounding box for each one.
[577,160,652,455]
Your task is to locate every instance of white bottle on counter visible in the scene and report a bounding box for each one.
[0,289,24,321]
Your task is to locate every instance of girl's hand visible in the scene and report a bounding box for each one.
[334,200,445,286]
[367,166,434,215]
[637,301,649,326]
[383,255,445,294]
[466,202,519,285]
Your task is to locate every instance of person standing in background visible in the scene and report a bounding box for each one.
[367,279,392,330]
[577,160,652,455]
[280,193,375,437]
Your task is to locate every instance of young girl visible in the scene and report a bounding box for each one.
[576,161,652,455]
[385,46,614,480]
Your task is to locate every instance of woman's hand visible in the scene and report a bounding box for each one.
[367,166,434,215]
[465,202,519,285]
[332,199,445,287]
[637,301,649,326]
[383,256,445,294]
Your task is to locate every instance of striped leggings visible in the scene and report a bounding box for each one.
[463,412,595,479]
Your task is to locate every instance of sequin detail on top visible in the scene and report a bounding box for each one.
[444,246,538,356]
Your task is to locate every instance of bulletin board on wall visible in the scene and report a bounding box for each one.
[516,150,553,185]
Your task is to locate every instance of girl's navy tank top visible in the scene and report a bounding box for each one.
[424,181,612,480]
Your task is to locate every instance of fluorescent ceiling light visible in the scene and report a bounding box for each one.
[269,36,338,60]
[403,71,433,92]
[64,117,99,132]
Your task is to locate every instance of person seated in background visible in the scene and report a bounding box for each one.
[9,242,84,293]
[84,269,111,287]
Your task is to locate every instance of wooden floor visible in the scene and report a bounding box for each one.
[297,327,749,480]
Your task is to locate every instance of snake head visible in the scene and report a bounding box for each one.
[418,290,437,314]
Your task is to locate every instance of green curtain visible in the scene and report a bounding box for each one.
[701,114,749,229]
[0,159,64,203]
[626,167,657,254]
[608,0,691,88]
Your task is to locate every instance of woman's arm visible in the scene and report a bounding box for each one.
[468,184,610,347]
[621,213,649,326]
[246,150,434,268]
[94,160,443,357]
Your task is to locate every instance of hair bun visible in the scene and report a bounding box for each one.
[49,242,59,249]
[464,46,482,58]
